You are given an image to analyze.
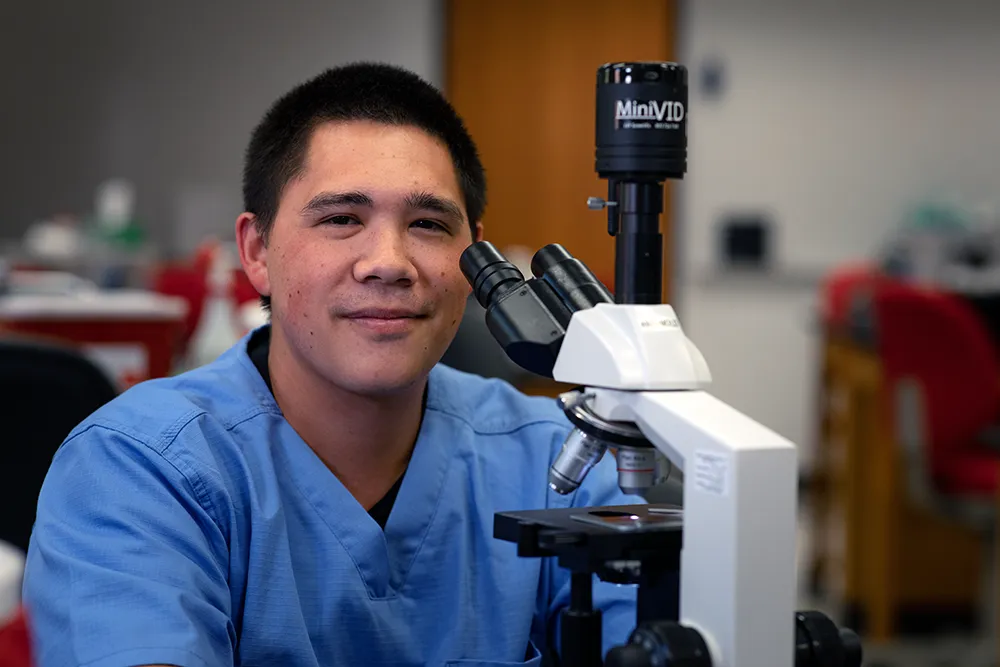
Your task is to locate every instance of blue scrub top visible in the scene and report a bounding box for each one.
[24,328,641,667]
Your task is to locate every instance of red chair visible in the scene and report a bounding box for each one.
[0,609,32,667]
[873,282,1000,504]
[819,262,883,332]
[869,281,1000,646]
[150,240,228,351]
[151,263,209,358]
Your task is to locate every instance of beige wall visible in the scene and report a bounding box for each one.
[676,0,1000,471]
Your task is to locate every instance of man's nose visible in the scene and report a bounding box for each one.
[352,227,417,284]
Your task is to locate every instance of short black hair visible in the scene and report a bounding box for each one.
[242,62,487,311]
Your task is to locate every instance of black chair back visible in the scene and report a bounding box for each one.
[0,336,118,552]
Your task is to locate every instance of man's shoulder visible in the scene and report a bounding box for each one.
[71,346,271,455]
[429,363,570,437]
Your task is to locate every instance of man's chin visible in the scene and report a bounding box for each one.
[330,362,431,398]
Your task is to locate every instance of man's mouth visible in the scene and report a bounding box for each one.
[344,308,426,320]
[342,308,427,335]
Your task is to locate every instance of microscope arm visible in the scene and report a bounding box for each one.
[550,301,799,666]
[588,388,799,667]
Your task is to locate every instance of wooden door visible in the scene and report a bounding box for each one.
[445,0,678,300]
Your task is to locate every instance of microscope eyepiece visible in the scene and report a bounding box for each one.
[459,241,573,377]
[531,244,614,314]
[530,243,576,277]
[461,242,525,310]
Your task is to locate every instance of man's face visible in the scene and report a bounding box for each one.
[256,120,478,396]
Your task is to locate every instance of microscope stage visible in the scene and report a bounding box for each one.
[494,503,683,567]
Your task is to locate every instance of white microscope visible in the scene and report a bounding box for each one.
[459,62,862,667]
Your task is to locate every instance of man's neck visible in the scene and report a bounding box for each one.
[267,327,426,511]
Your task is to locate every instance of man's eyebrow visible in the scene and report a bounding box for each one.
[300,191,374,215]
[405,191,465,222]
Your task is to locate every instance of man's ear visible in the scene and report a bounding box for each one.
[235,212,271,299]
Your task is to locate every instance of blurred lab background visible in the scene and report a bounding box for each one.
[3,1,1000,665]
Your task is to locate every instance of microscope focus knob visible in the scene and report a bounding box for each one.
[603,644,653,667]
[794,611,863,667]
[605,621,711,667]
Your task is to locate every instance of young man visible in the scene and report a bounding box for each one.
[23,63,640,667]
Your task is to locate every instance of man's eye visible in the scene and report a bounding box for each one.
[320,215,358,226]
[411,219,446,232]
